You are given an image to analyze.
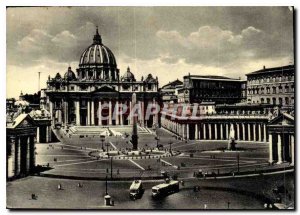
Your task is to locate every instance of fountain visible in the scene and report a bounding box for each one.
[228,124,237,150]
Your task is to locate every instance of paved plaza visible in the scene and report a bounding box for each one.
[7,127,294,209]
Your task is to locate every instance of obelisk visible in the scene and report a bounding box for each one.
[131,93,138,150]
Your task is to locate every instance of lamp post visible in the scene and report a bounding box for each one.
[169,141,173,153]
[105,142,110,157]
[101,136,105,151]
[155,136,160,148]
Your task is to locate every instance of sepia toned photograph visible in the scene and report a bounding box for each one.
[6,6,295,210]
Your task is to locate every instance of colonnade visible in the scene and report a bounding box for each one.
[269,133,294,165]
[7,135,35,179]
[36,125,52,143]
[50,99,159,127]
[161,117,268,142]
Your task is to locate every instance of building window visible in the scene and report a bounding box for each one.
[261,98,264,103]
[267,87,270,94]
[147,84,152,90]
[272,77,276,82]
[279,76,282,82]
[278,86,282,93]
[272,97,276,105]
[279,98,283,105]
[291,85,294,92]
[285,86,289,93]
[285,97,289,105]
[266,98,270,104]
[272,86,276,94]
[267,77,270,82]
[260,87,264,94]
[70,86,74,90]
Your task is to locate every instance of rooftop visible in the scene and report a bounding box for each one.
[246,64,294,76]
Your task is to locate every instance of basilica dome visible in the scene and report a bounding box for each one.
[79,27,117,68]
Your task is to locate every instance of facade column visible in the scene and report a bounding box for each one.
[15,137,20,176]
[258,124,262,142]
[269,134,273,163]
[49,101,54,125]
[182,124,185,140]
[195,124,199,140]
[91,100,95,125]
[98,101,102,125]
[291,135,294,166]
[46,126,49,143]
[214,124,218,140]
[242,123,245,141]
[115,101,119,125]
[120,102,124,125]
[248,123,251,141]
[277,134,283,164]
[87,100,91,126]
[75,101,80,126]
[263,124,267,142]
[253,124,256,141]
[141,101,145,127]
[186,124,189,140]
[36,127,40,143]
[203,124,206,140]
[237,123,240,140]
[208,124,212,140]
[26,137,30,172]
[129,101,132,125]
[225,124,229,139]
[8,138,16,178]
[220,124,223,140]
[109,100,112,125]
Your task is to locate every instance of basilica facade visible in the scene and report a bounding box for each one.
[43,28,159,128]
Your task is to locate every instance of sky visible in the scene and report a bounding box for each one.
[6,6,294,99]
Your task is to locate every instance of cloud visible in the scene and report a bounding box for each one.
[156,25,271,65]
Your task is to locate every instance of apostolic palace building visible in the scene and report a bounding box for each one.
[43,28,159,128]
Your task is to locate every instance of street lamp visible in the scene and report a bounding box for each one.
[155,136,160,148]
[100,136,105,151]
[169,141,173,153]
[105,142,110,157]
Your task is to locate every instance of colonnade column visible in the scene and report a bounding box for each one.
[258,124,261,142]
[291,135,294,166]
[220,124,223,140]
[264,124,267,142]
[225,124,229,139]
[186,124,189,140]
[115,101,119,125]
[269,134,273,163]
[91,100,95,125]
[195,124,199,140]
[277,134,283,164]
[75,101,80,126]
[120,102,124,125]
[98,101,102,125]
[214,124,218,140]
[109,100,112,125]
[208,124,212,140]
[203,124,206,140]
[242,123,245,141]
[26,137,30,172]
[36,127,40,143]
[87,100,91,126]
[237,123,240,140]
[248,123,251,141]
[46,126,49,143]
[253,124,256,141]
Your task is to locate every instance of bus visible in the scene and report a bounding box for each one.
[152,179,179,198]
[129,180,144,200]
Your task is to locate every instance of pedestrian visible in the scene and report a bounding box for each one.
[58,184,62,190]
